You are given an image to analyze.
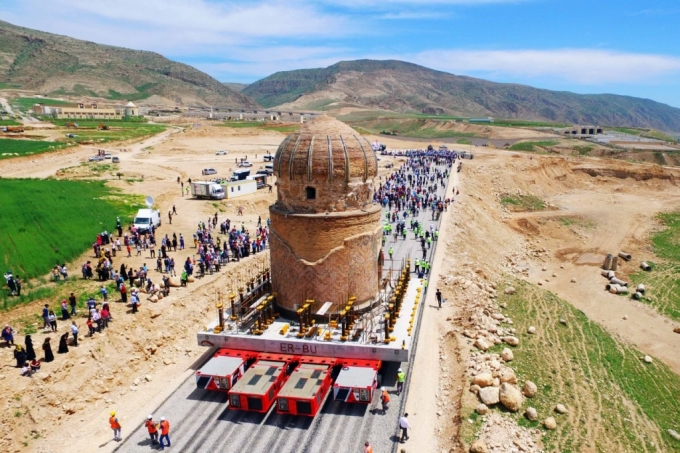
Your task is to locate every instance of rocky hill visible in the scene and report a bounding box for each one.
[243,60,680,132]
[0,20,256,107]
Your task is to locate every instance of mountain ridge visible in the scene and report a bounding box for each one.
[0,20,256,107]
[243,60,680,132]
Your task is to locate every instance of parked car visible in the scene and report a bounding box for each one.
[202,168,217,175]
[112,156,120,163]
[263,154,275,162]
[238,161,253,168]
[215,150,227,155]
[88,156,104,162]
[104,153,111,159]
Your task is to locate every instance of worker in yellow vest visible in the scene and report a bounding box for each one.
[397,368,406,395]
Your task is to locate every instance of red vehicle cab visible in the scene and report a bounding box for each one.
[332,359,382,404]
[195,349,256,392]
[276,357,335,416]
[228,353,295,413]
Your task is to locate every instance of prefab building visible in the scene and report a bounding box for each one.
[221,179,257,199]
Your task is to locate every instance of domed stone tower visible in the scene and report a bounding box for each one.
[269,116,383,313]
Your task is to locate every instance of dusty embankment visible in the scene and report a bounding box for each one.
[421,150,680,452]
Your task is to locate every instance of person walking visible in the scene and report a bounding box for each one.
[70,321,79,347]
[364,441,373,453]
[69,293,77,316]
[48,310,58,332]
[399,413,410,443]
[397,368,405,395]
[388,246,394,260]
[57,332,69,354]
[42,304,50,330]
[109,410,122,441]
[25,335,36,361]
[42,338,54,362]
[145,415,159,446]
[436,288,442,308]
[380,387,390,414]
[158,416,171,450]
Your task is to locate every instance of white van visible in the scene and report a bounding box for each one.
[133,209,161,233]
[202,168,217,175]
[264,164,274,175]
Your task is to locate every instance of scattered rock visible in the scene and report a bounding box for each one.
[570,277,577,283]
[523,380,538,398]
[622,315,628,320]
[162,358,172,365]
[473,372,494,388]
[643,355,653,363]
[478,386,500,406]
[470,439,489,453]
[552,273,557,278]
[145,375,152,382]
[555,404,568,414]
[544,417,557,430]
[470,384,481,395]
[668,429,680,441]
[673,327,680,334]
[499,368,517,385]
[559,318,567,325]
[527,326,536,334]
[148,310,162,319]
[148,295,159,303]
[475,403,489,415]
[525,407,538,421]
[133,378,140,386]
[503,336,519,346]
[504,287,516,295]
[0,374,5,380]
[500,348,514,362]
[499,383,523,412]
[474,338,491,351]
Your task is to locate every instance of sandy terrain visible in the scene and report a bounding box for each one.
[0,119,679,452]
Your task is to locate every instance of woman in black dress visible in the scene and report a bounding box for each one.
[13,345,27,367]
[42,338,54,362]
[24,335,36,361]
[58,332,69,354]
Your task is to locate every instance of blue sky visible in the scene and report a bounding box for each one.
[3,0,680,107]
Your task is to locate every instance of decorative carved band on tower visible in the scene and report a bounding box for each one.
[269,116,382,313]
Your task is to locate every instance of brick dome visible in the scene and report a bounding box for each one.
[273,116,378,213]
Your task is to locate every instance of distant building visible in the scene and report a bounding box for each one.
[220,180,258,199]
[468,117,494,123]
[561,125,603,136]
[32,101,141,119]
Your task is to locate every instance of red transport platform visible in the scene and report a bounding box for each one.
[333,359,382,403]
[195,349,257,392]
[228,353,295,413]
[275,356,336,417]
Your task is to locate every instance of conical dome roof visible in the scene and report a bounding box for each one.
[274,116,378,183]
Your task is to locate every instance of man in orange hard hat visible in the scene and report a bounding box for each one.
[109,410,121,442]
[145,414,158,446]
[158,416,171,450]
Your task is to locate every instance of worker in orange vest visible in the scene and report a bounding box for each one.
[145,414,158,446]
[158,416,171,450]
[380,387,390,414]
[364,441,373,453]
[109,410,121,441]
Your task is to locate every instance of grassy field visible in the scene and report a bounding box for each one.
[491,119,571,128]
[49,120,166,143]
[461,280,680,452]
[12,97,71,112]
[351,118,477,139]
[0,179,142,309]
[219,121,300,134]
[0,119,22,126]
[456,138,473,145]
[0,138,70,159]
[509,140,559,151]
[500,194,546,211]
[629,212,680,321]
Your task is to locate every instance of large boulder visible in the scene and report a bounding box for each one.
[473,372,494,388]
[525,407,538,421]
[523,380,538,398]
[475,403,489,415]
[474,338,491,351]
[544,417,557,430]
[504,287,516,295]
[478,386,500,406]
[499,368,517,385]
[168,277,181,288]
[501,348,514,362]
[470,439,489,453]
[499,383,523,412]
[503,336,520,346]
[555,404,568,414]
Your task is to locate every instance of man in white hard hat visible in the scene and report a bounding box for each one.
[158,416,171,450]
[397,368,405,395]
[145,414,159,445]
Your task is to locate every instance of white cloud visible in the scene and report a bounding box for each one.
[413,49,680,84]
